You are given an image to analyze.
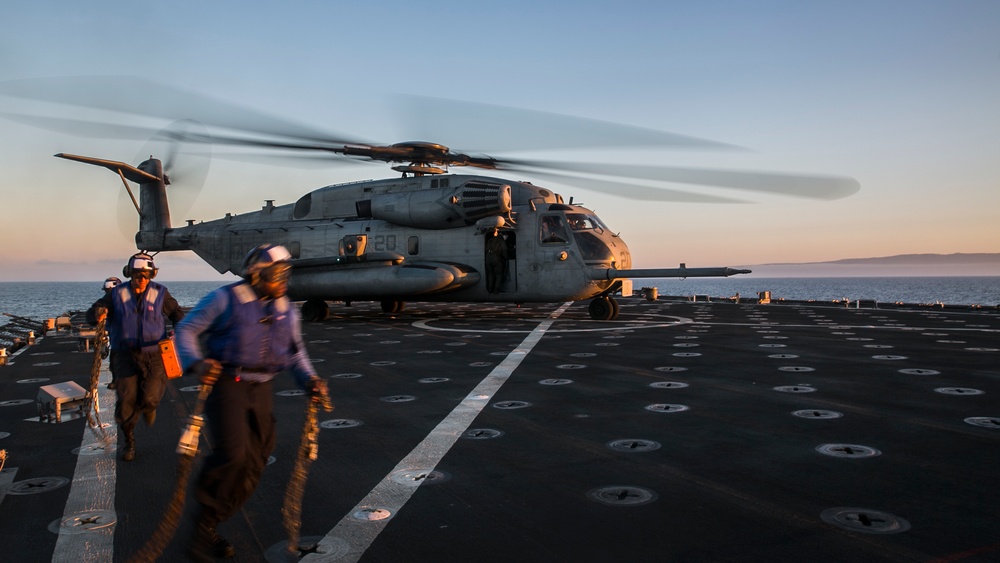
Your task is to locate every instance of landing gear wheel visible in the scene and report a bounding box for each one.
[608,296,620,320]
[381,299,405,314]
[588,297,614,320]
[301,299,330,322]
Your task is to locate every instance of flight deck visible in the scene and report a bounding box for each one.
[1,297,998,562]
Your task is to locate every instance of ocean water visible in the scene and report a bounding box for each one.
[0,281,228,328]
[1,277,997,329]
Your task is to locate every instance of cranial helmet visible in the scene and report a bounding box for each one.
[123,253,158,279]
[242,244,293,283]
[103,276,122,290]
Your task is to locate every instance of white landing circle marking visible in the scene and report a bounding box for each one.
[645,403,690,413]
[320,419,363,429]
[935,387,984,396]
[650,381,689,389]
[965,417,1000,428]
[899,369,939,376]
[792,410,843,419]
[816,444,881,458]
[820,507,910,534]
[774,385,816,393]
[351,508,393,521]
[48,510,117,534]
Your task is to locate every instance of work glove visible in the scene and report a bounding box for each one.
[190,358,223,385]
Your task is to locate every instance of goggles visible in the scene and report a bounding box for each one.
[260,263,292,284]
[132,271,152,280]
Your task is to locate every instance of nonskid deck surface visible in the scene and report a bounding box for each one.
[1,299,998,562]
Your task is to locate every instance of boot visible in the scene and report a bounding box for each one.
[122,430,135,462]
[188,516,236,561]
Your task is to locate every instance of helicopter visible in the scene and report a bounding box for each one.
[1,77,859,320]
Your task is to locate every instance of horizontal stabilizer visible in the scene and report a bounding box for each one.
[54,153,162,184]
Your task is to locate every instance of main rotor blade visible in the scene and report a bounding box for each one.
[394,95,742,153]
[0,76,369,146]
[506,168,748,203]
[499,159,860,200]
[0,112,172,140]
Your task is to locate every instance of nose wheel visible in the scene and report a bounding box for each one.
[588,296,620,320]
[381,299,406,314]
[301,299,330,322]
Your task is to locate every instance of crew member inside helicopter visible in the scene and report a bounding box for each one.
[485,228,508,294]
[540,215,569,244]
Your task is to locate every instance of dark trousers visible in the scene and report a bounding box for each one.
[486,256,506,293]
[195,377,276,525]
[112,350,167,433]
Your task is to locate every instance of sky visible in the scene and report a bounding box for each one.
[1,0,998,281]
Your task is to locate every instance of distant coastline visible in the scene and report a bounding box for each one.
[747,252,1000,277]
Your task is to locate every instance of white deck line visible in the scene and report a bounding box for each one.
[52,362,117,562]
[305,302,572,562]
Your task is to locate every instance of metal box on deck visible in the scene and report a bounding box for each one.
[36,381,88,423]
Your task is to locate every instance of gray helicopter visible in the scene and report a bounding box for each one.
[1,77,859,320]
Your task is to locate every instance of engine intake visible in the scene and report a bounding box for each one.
[357,181,511,229]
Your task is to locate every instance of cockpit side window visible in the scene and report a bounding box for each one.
[565,213,605,232]
[539,214,569,244]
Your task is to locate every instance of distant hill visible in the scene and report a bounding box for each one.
[749,253,1000,277]
[764,253,1000,266]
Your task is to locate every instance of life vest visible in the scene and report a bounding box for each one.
[109,282,168,352]
[206,282,298,374]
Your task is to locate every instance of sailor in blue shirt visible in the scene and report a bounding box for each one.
[176,243,329,562]
[87,254,184,462]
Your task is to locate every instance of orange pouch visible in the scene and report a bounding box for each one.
[159,338,183,379]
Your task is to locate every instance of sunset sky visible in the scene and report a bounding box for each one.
[1,1,997,282]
